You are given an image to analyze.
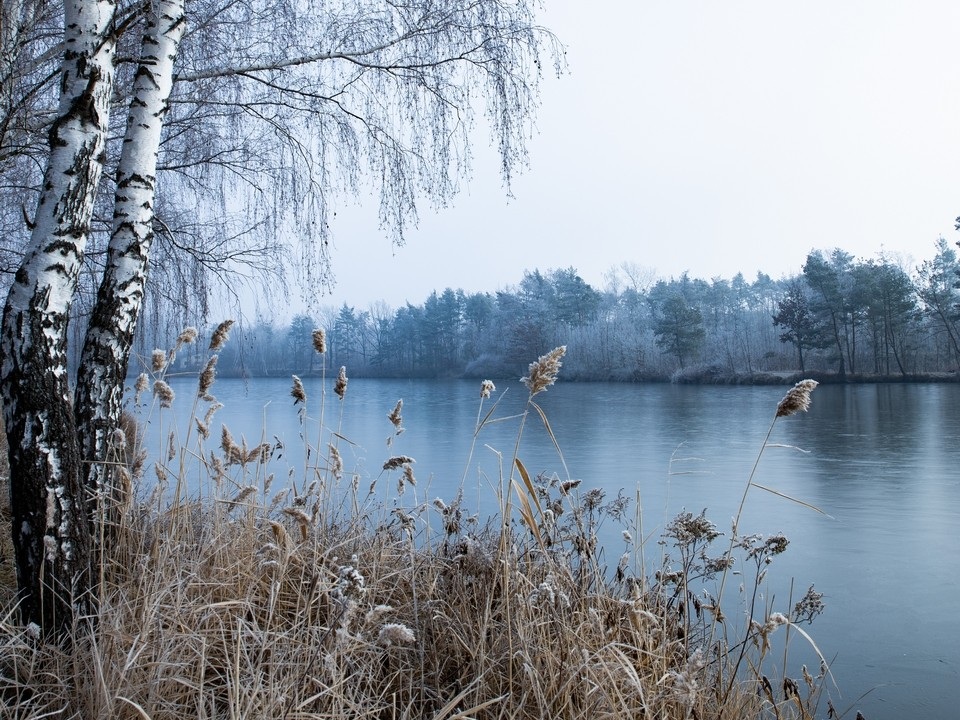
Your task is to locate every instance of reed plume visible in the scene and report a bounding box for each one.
[387,399,403,431]
[198,356,218,400]
[176,327,198,346]
[152,380,175,408]
[776,379,819,417]
[312,328,326,354]
[383,455,415,471]
[522,346,566,396]
[291,375,307,406]
[335,366,348,400]
[480,379,496,398]
[151,349,167,373]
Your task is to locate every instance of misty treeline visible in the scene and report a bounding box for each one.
[161,238,960,382]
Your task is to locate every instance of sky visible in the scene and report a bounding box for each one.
[306,0,960,313]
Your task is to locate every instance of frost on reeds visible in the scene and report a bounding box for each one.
[377,622,416,646]
[776,379,819,417]
[133,372,149,404]
[521,345,566,396]
[208,319,234,352]
[312,328,326,354]
[290,375,306,406]
[151,349,167,373]
[152,380,175,408]
[198,355,218,401]
[176,326,198,346]
[480,379,496,399]
[334,366,348,400]
[387,399,403,432]
[0,341,845,720]
[383,455,415,471]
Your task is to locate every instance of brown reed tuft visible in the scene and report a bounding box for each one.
[133,372,149,404]
[151,349,167,373]
[198,356,218,400]
[776,379,819,417]
[335,366,348,400]
[377,623,416,646]
[291,375,306,405]
[152,380,175,408]
[220,425,244,465]
[312,328,326,354]
[176,327,198,346]
[209,320,235,352]
[329,443,343,480]
[387,399,403,430]
[383,455,415,471]
[522,345,566,396]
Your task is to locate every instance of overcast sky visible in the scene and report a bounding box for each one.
[306,0,960,313]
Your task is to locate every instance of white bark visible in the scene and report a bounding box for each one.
[0,0,116,635]
[76,0,186,508]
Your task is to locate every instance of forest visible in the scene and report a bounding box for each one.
[166,238,960,383]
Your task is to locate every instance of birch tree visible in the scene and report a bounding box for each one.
[0,0,116,635]
[74,0,186,519]
[1,0,561,637]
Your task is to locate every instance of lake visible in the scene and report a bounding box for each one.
[144,375,960,719]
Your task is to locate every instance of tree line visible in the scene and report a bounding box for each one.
[183,239,960,382]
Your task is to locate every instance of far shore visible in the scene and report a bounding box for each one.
[174,366,960,385]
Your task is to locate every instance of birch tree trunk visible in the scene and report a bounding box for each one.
[0,0,115,636]
[75,0,185,528]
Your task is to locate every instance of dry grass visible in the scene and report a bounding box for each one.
[0,338,837,719]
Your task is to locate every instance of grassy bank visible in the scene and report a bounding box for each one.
[0,333,846,719]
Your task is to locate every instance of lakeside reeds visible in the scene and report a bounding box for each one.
[0,331,843,719]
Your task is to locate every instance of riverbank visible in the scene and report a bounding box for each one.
[0,352,847,718]
[206,362,960,386]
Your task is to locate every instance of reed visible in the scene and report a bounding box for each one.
[0,332,845,719]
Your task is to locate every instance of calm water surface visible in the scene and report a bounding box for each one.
[149,377,960,719]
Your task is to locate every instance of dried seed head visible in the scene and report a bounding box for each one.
[282,506,312,528]
[793,584,825,624]
[110,427,127,450]
[153,380,175,408]
[776,379,819,418]
[387,399,403,429]
[232,486,257,505]
[378,623,415,646]
[521,346,566,396]
[480,379,496,398]
[328,444,343,479]
[177,327,198,346]
[364,604,394,625]
[291,375,306,405]
[334,366,348,400]
[221,425,244,465]
[312,329,326,354]
[383,455,415,471]
[151,349,167,373]
[209,320,235,352]
[134,372,149,394]
[198,355,218,399]
[559,478,582,496]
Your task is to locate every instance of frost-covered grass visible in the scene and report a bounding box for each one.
[0,331,842,719]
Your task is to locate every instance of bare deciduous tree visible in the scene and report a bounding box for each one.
[0,0,562,638]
